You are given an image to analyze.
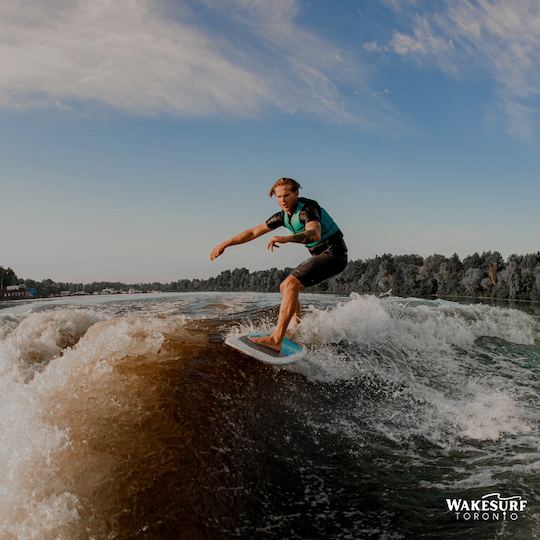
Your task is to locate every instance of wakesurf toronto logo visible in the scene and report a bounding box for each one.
[446,492,527,521]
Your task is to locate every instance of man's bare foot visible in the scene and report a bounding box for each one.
[249,335,282,352]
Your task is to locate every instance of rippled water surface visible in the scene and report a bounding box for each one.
[0,292,538,539]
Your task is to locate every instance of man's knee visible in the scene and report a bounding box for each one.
[280,275,303,294]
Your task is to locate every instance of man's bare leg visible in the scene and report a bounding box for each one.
[250,276,304,352]
[288,298,301,333]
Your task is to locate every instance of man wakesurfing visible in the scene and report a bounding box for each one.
[209,177,348,352]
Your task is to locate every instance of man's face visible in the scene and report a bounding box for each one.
[274,185,298,214]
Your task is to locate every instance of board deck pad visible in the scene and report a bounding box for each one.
[224,332,307,365]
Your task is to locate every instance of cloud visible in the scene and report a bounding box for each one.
[372,88,390,97]
[0,1,266,116]
[369,0,540,140]
[363,41,384,53]
[0,0,394,128]
[390,17,454,57]
[499,98,539,141]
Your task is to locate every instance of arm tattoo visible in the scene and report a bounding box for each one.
[290,229,318,244]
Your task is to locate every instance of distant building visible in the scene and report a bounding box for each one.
[0,285,26,300]
[6,285,24,291]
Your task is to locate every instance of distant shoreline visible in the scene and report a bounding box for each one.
[2,250,540,303]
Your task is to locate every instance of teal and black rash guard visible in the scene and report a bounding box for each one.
[266,197,347,256]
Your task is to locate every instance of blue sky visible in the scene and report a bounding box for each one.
[1,0,539,283]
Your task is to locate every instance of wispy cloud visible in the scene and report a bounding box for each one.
[365,0,540,140]
[0,0,394,128]
[390,17,454,58]
[0,1,266,116]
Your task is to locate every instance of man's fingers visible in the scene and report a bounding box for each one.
[210,246,223,260]
[267,239,281,252]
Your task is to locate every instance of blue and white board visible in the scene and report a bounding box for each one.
[224,332,306,365]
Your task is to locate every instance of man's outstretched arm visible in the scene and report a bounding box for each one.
[210,222,271,260]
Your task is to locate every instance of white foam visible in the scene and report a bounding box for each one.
[403,379,533,448]
[289,294,537,450]
[0,367,77,538]
[0,308,186,538]
[299,293,536,352]
[0,309,102,381]
[440,381,531,441]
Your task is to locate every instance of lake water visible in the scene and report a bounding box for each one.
[0,292,538,539]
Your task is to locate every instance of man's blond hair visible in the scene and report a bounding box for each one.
[268,177,302,197]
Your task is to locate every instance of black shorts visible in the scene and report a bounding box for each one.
[291,242,348,288]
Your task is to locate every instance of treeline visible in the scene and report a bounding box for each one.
[2,251,540,301]
[170,251,540,301]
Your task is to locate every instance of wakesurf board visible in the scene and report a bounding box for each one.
[224,332,306,365]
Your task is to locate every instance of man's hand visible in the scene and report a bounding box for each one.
[209,243,226,260]
[209,223,271,260]
[267,236,289,252]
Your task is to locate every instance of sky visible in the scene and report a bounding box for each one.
[1,0,539,283]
